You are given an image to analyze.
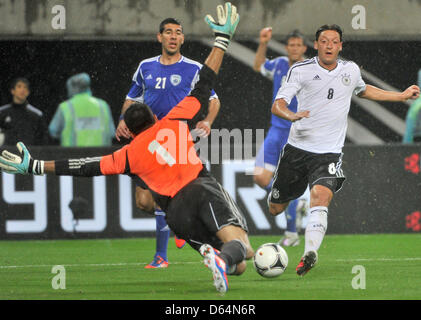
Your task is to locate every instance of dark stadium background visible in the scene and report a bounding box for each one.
[1,40,420,143]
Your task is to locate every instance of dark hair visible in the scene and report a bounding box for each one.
[285,29,305,44]
[10,77,30,91]
[159,18,182,33]
[315,24,343,41]
[124,102,156,135]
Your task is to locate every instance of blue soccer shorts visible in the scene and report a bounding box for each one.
[255,126,290,172]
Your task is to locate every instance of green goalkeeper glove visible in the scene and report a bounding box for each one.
[0,142,44,175]
[205,2,240,51]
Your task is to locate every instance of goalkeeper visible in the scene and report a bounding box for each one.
[0,3,252,294]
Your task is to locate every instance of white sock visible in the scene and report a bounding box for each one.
[284,231,298,238]
[304,206,328,254]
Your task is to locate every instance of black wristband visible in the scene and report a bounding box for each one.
[55,159,71,175]
[199,64,217,88]
[214,32,230,40]
[189,65,217,106]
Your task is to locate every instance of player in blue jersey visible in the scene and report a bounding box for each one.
[253,28,309,247]
[116,18,220,268]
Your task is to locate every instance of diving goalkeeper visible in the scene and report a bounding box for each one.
[0,3,252,295]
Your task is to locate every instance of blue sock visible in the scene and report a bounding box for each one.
[155,210,169,261]
[286,199,298,233]
[264,178,274,192]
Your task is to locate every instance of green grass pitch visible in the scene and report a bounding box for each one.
[0,234,420,300]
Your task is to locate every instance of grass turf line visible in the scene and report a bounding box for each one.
[0,234,420,300]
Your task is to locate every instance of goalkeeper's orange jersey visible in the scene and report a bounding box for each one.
[100,96,203,197]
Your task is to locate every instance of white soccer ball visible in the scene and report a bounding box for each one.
[253,243,288,278]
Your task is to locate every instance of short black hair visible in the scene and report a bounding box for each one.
[124,102,156,135]
[315,24,343,42]
[285,29,305,44]
[10,77,30,91]
[159,18,182,33]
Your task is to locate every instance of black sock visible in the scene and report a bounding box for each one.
[218,240,246,267]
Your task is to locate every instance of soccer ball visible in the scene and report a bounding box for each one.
[253,243,288,278]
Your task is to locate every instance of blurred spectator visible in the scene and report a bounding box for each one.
[0,77,48,146]
[49,73,115,146]
[403,69,421,143]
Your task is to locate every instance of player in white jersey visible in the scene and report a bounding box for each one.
[253,28,309,247]
[268,24,420,276]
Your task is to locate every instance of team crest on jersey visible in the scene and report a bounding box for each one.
[341,73,351,86]
[170,74,182,86]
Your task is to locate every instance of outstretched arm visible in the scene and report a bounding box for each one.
[1,3,241,178]
[272,98,310,122]
[0,142,127,177]
[45,157,103,176]
[44,161,56,174]
[359,84,420,102]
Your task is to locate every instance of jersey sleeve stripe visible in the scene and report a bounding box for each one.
[182,56,203,68]
[25,104,43,117]
[286,59,316,82]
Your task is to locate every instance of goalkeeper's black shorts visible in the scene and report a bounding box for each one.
[165,175,249,252]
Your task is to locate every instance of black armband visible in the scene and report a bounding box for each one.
[189,64,217,107]
[55,157,103,177]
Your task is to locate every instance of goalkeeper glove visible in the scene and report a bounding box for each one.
[205,2,240,51]
[0,142,44,175]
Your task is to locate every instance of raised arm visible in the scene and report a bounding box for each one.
[359,84,420,102]
[0,2,241,178]
[165,2,239,121]
[253,27,272,72]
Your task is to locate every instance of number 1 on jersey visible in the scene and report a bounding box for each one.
[148,140,176,167]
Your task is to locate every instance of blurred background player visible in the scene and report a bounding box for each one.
[116,18,221,268]
[253,28,309,246]
[403,68,421,143]
[49,73,115,146]
[269,24,420,276]
[0,77,48,146]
